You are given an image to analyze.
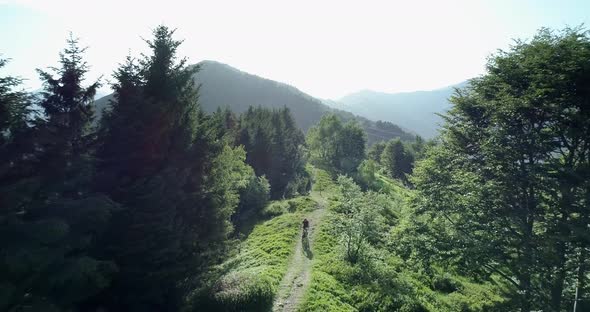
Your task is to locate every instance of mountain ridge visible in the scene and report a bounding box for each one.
[95,60,416,144]
[327,80,470,138]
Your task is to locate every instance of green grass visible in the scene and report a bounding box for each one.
[298,209,356,312]
[186,196,317,311]
[299,169,509,312]
[376,173,409,196]
[187,167,509,311]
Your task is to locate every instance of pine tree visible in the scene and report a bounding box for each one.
[381,138,412,181]
[93,26,247,311]
[367,141,386,163]
[37,34,100,159]
[410,135,426,160]
[238,106,308,198]
[0,57,36,198]
[0,36,116,312]
[0,58,31,146]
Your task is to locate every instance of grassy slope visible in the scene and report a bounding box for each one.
[298,169,356,311]
[299,171,509,312]
[187,169,508,311]
[187,196,317,311]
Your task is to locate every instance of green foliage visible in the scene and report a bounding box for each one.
[356,159,380,191]
[262,201,290,218]
[92,26,250,311]
[410,27,590,311]
[409,135,426,160]
[4,22,588,312]
[333,176,386,264]
[186,197,315,311]
[366,141,386,163]
[0,36,118,311]
[261,196,317,219]
[307,114,366,176]
[311,166,335,195]
[37,34,100,157]
[235,175,271,224]
[0,58,32,147]
[167,60,415,145]
[2,26,312,312]
[286,196,318,213]
[301,168,508,311]
[380,138,413,182]
[238,106,310,199]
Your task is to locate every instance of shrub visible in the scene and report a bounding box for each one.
[261,201,288,218]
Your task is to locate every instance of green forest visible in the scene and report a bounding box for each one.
[1,25,590,312]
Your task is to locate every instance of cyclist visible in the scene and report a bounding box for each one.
[302,218,310,237]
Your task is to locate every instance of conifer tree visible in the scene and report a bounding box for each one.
[0,57,36,191]
[94,26,248,310]
[0,36,116,312]
[238,106,309,198]
[37,34,100,159]
[0,58,31,146]
[381,138,413,181]
[367,141,386,163]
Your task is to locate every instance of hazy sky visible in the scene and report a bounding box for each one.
[1,0,589,99]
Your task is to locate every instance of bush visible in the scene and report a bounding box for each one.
[262,201,289,218]
[431,273,460,294]
[261,196,317,218]
[210,269,275,311]
[237,176,270,217]
[287,197,317,213]
[284,171,312,198]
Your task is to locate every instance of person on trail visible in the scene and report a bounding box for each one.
[302,218,310,237]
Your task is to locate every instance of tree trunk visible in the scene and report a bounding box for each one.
[521,217,534,312]
[575,204,589,308]
[577,247,587,303]
[520,181,537,312]
[550,225,567,311]
[551,186,573,311]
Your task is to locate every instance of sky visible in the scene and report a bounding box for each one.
[1,0,589,99]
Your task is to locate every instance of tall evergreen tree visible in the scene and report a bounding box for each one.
[93,26,249,311]
[0,58,31,146]
[380,138,413,181]
[238,106,309,198]
[37,34,100,160]
[410,135,426,160]
[0,57,36,190]
[367,141,386,163]
[0,36,117,312]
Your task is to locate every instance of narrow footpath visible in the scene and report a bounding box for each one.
[272,191,327,312]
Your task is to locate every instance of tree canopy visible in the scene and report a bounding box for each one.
[307,114,366,176]
[409,27,590,312]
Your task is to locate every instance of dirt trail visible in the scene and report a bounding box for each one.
[272,192,326,312]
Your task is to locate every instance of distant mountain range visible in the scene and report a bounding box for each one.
[95,61,415,144]
[326,81,470,138]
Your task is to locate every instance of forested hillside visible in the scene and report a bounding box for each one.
[95,60,415,144]
[1,24,589,312]
[326,81,468,138]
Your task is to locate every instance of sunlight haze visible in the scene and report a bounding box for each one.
[1,0,588,99]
